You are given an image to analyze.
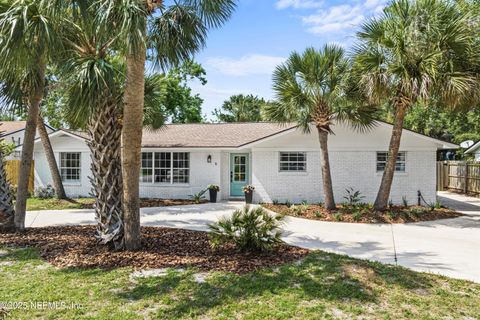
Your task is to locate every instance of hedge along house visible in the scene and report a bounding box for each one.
[31,121,457,204]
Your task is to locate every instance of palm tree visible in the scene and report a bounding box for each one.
[0,145,14,231]
[213,94,269,122]
[37,114,67,199]
[0,0,60,229]
[354,0,478,210]
[264,45,376,210]
[97,0,237,250]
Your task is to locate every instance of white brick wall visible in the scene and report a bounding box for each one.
[252,150,437,205]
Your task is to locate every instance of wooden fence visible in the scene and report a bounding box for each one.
[4,160,35,194]
[437,161,480,195]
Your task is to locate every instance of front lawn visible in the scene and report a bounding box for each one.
[25,198,208,211]
[26,198,94,211]
[1,229,479,319]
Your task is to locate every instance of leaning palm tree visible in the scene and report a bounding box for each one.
[264,45,376,210]
[354,0,478,210]
[96,0,237,250]
[0,0,61,229]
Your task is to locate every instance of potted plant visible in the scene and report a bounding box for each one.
[242,185,255,204]
[207,184,220,203]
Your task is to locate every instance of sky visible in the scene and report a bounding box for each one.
[188,0,387,120]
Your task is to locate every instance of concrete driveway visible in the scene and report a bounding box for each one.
[25,192,480,283]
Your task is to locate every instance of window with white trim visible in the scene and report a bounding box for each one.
[279,152,307,172]
[141,152,189,184]
[376,151,406,172]
[60,152,81,182]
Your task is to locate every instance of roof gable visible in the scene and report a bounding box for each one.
[465,141,480,154]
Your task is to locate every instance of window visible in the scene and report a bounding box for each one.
[279,152,307,172]
[141,152,189,184]
[60,152,81,182]
[376,152,406,172]
[141,153,153,183]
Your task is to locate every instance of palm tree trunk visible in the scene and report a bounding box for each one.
[122,19,147,251]
[88,103,124,249]
[317,128,336,210]
[0,151,14,232]
[37,115,67,199]
[373,97,410,211]
[14,61,46,230]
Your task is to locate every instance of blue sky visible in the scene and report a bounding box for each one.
[189,0,386,120]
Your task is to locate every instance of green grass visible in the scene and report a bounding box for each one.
[1,247,479,319]
[25,198,94,211]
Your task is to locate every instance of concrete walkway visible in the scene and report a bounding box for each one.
[25,192,480,283]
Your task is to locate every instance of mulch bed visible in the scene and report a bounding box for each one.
[262,203,463,224]
[0,226,308,274]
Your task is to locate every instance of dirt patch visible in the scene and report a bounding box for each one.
[0,226,308,274]
[262,203,462,224]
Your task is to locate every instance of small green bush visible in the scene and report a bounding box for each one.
[208,206,285,252]
[402,196,408,208]
[387,211,398,220]
[285,200,292,208]
[314,210,322,218]
[189,189,207,203]
[408,207,425,219]
[334,212,343,221]
[34,185,55,199]
[343,187,365,206]
[272,199,279,205]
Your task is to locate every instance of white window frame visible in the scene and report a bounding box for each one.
[376,151,406,173]
[140,151,190,184]
[279,152,307,172]
[59,152,81,183]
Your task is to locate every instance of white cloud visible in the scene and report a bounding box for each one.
[276,0,323,9]
[281,0,387,36]
[205,54,285,77]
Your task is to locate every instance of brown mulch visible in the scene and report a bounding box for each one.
[262,203,463,224]
[0,226,308,274]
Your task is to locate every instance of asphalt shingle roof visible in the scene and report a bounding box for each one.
[0,121,27,135]
[62,123,297,148]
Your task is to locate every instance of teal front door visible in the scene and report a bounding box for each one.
[230,154,249,197]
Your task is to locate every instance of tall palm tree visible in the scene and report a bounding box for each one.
[37,114,67,199]
[97,0,237,250]
[0,0,60,229]
[354,0,478,210]
[264,45,376,210]
[0,143,14,231]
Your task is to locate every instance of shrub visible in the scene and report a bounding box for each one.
[334,212,343,221]
[408,207,425,219]
[285,200,292,208]
[272,199,279,205]
[402,196,408,208]
[207,184,220,192]
[208,206,285,252]
[301,200,308,206]
[388,199,394,209]
[387,211,398,220]
[291,205,307,216]
[189,189,207,203]
[343,187,365,206]
[34,185,55,199]
[352,210,364,222]
[314,210,323,218]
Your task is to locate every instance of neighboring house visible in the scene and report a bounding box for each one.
[465,142,480,161]
[0,121,55,159]
[31,121,457,204]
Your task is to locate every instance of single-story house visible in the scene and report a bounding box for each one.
[30,121,457,204]
[465,141,480,161]
[1,121,55,159]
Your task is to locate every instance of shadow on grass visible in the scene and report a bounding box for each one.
[118,251,435,318]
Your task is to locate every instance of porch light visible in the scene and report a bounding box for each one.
[207,155,212,163]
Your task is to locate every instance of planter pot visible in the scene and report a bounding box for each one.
[244,191,253,204]
[209,189,218,203]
